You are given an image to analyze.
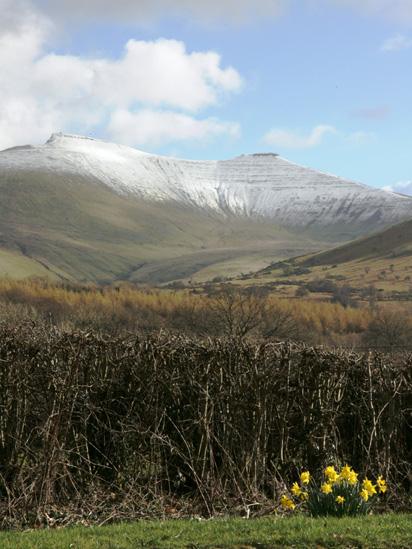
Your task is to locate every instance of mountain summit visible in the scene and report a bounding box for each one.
[0,134,411,282]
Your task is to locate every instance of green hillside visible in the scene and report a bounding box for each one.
[300,218,412,267]
[3,161,412,285]
[246,218,412,295]
[0,170,324,283]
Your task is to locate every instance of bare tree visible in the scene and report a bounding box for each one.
[206,285,300,341]
[261,303,300,341]
[362,309,412,351]
[207,285,269,338]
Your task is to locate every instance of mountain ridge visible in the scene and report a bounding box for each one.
[0,133,411,283]
[2,133,410,228]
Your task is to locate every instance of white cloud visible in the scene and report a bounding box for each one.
[0,0,47,32]
[263,125,337,149]
[108,109,240,147]
[382,181,412,195]
[381,34,412,52]
[0,3,242,151]
[90,39,242,112]
[0,1,59,148]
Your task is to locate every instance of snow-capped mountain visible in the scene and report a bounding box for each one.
[2,133,411,230]
[0,133,411,283]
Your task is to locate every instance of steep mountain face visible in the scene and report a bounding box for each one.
[0,133,411,283]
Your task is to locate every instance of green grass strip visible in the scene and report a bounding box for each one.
[1,514,411,548]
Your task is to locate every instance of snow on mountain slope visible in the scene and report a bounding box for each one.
[1,133,411,232]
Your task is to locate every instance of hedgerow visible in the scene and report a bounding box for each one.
[0,323,410,527]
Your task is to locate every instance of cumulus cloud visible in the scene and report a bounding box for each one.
[0,1,58,148]
[108,109,240,147]
[90,39,242,112]
[381,34,412,52]
[263,125,337,149]
[0,2,242,151]
[0,0,46,32]
[382,181,412,195]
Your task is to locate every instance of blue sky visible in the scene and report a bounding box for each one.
[1,0,412,190]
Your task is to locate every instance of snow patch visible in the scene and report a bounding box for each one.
[1,133,411,228]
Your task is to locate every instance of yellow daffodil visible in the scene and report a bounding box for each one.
[280,495,296,510]
[348,470,358,485]
[377,476,387,494]
[339,464,353,481]
[278,465,384,517]
[324,466,339,483]
[360,489,369,502]
[321,482,333,494]
[362,478,377,496]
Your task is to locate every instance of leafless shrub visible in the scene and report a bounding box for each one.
[206,285,269,338]
[362,309,412,351]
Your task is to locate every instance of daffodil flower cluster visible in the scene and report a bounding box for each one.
[280,465,387,517]
[280,495,295,510]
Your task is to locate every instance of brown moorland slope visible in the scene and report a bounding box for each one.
[247,218,412,296]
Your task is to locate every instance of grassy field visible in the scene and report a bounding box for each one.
[1,515,411,548]
[243,257,412,297]
[242,218,412,296]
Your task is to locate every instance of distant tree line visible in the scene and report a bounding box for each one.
[0,279,411,350]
